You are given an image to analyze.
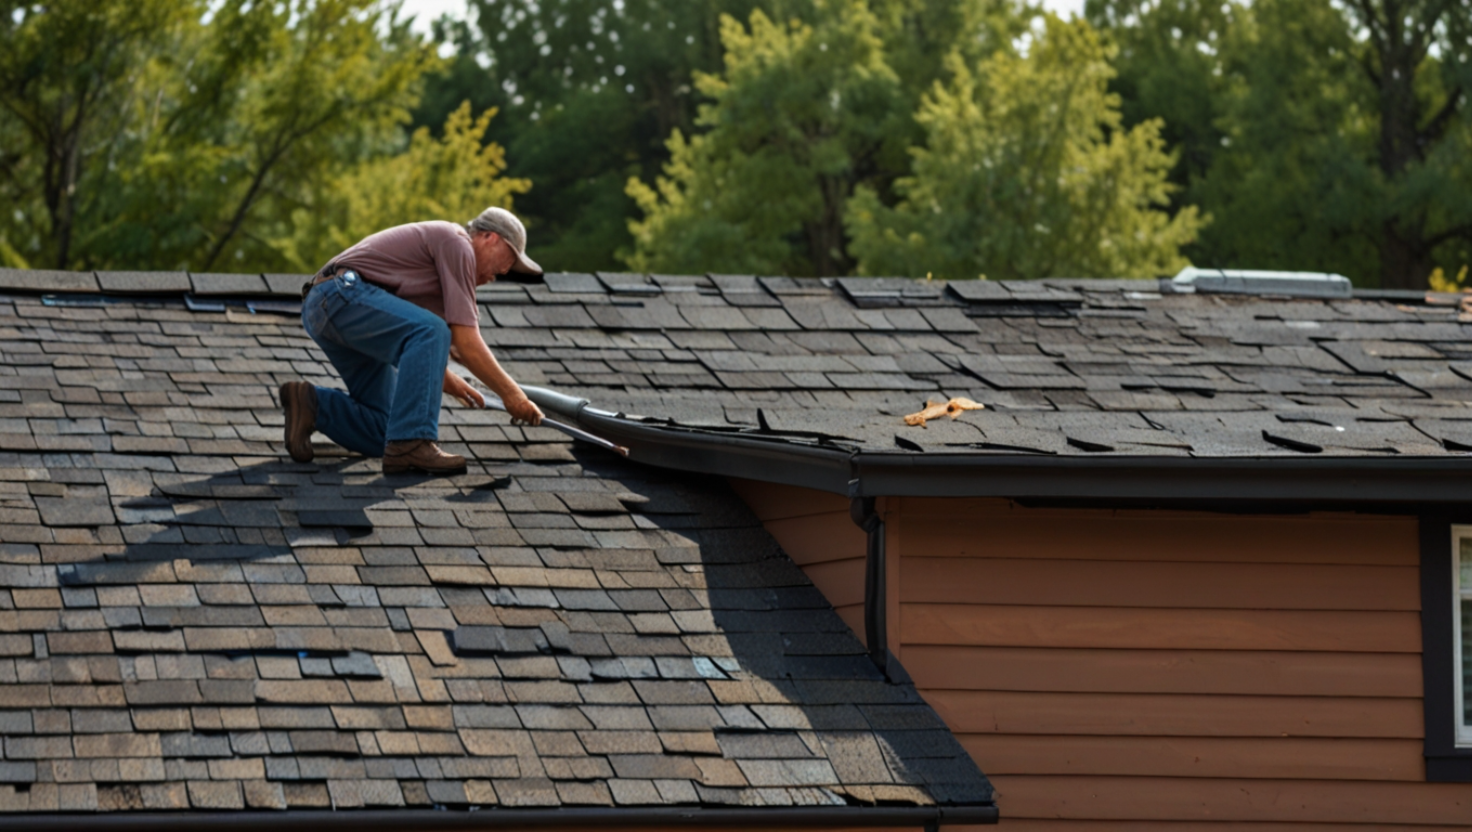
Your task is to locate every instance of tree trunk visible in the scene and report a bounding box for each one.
[1381,223,1434,290]
[1365,0,1442,289]
[1375,45,1426,288]
[806,174,853,277]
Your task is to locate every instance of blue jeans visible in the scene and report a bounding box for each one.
[301,272,450,457]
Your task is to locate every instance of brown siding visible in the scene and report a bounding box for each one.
[729,478,868,637]
[728,484,1460,828]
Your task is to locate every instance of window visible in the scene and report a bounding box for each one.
[1455,527,1472,748]
[1423,518,1472,780]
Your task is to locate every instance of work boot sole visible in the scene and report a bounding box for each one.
[279,382,316,463]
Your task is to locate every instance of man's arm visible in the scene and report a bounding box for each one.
[449,324,543,425]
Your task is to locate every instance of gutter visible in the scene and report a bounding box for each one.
[0,805,998,830]
[523,387,1472,504]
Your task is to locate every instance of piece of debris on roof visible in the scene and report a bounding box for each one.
[903,397,985,427]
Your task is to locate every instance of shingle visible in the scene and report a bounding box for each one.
[545,273,605,294]
[189,272,268,295]
[34,497,115,526]
[262,274,310,296]
[97,271,193,294]
[0,268,99,293]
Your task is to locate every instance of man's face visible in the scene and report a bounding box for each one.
[471,231,517,285]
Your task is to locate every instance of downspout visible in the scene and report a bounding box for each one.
[849,480,892,680]
[520,387,905,678]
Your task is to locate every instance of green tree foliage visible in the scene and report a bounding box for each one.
[0,0,439,272]
[628,5,1197,278]
[273,101,530,272]
[1191,0,1380,280]
[0,0,195,267]
[626,1,906,276]
[1092,0,1472,287]
[847,15,1202,280]
[1084,0,1230,199]
[1348,0,1472,287]
[419,0,1025,273]
[415,0,768,272]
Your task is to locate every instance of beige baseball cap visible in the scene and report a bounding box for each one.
[467,206,543,277]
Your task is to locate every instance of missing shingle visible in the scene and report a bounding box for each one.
[1262,430,1322,453]
[756,408,773,431]
[445,476,512,503]
[1065,436,1114,453]
[958,442,1058,455]
[154,482,283,500]
[296,509,372,529]
[1158,383,1216,397]
[1275,414,1336,427]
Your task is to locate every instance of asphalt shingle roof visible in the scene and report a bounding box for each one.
[2,262,1469,815]
[0,281,989,815]
[470,272,1471,459]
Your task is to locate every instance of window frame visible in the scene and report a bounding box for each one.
[1421,513,1472,780]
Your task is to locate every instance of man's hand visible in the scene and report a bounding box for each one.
[504,393,544,426]
[448,324,542,425]
[443,372,485,408]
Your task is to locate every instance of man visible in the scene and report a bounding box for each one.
[280,207,545,474]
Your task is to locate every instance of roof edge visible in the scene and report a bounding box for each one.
[521,391,1472,503]
[0,805,998,830]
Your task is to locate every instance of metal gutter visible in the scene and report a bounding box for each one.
[520,389,1472,503]
[0,805,998,830]
[848,453,1472,502]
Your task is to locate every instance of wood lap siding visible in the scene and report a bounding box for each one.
[888,498,1447,826]
[728,479,868,637]
[728,482,1469,827]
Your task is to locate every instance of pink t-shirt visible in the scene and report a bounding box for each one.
[328,221,480,326]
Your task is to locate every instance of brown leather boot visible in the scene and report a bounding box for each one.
[383,439,467,475]
[279,381,317,463]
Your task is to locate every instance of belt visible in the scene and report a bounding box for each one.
[301,265,356,299]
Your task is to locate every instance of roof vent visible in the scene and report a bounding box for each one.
[1166,267,1352,299]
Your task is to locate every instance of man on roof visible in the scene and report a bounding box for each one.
[279,207,545,474]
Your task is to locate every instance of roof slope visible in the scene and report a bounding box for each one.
[476,273,1472,459]
[0,290,990,816]
[7,267,1472,460]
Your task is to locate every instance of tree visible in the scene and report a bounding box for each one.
[1084,0,1231,202]
[1188,0,1380,281]
[625,0,906,276]
[271,101,530,272]
[0,0,439,272]
[1091,0,1472,287]
[0,0,197,268]
[846,15,1202,280]
[414,0,768,272]
[1346,0,1472,287]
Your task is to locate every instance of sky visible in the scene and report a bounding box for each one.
[397,0,1088,37]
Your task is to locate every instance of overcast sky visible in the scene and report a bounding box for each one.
[397,0,1089,37]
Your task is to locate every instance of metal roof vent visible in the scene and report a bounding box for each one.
[1165,267,1352,299]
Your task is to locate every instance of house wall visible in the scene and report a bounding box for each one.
[728,478,869,639]
[730,480,1469,829]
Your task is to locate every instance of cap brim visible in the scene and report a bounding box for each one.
[511,249,542,276]
[500,250,543,284]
